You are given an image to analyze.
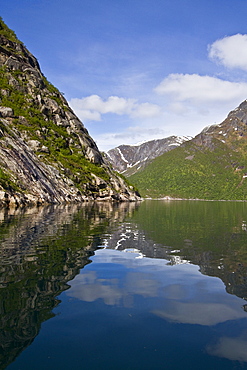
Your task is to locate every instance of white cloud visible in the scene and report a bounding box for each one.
[208,34,247,71]
[131,102,161,118]
[67,269,158,306]
[207,336,247,362]
[155,73,247,104]
[92,126,169,151]
[69,94,161,122]
[71,73,247,151]
[76,109,101,121]
[68,35,247,151]
[153,301,246,326]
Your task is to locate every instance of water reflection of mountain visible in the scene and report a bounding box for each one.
[0,202,139,370]
[107,223,247,301]
[106,200,247,302]
[2,200,247,369]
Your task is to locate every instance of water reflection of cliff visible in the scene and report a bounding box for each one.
[0,202,139,370]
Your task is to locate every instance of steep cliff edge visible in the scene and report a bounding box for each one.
[0,19,140,206]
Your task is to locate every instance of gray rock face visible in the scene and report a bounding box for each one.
[192,99,247,150]
[0,106,13,117]
[0,20,140,206]
[106,136,190,176]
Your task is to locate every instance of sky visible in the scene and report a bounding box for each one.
[2,0,247,151]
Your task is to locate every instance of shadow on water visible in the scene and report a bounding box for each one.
[0,202,139,370]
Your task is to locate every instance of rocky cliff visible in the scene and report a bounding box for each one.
[192,99,247,151]
[0,18,140,206]
[106,136,190,176]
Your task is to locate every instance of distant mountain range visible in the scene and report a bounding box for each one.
[127,100,247,200]
[106,136,190,176]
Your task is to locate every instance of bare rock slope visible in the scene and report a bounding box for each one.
[0,19,140,206]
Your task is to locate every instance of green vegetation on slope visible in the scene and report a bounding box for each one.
[0,16,113,195]
[0,16,21,45]
[129,140,247,200]
[0,66,109,192]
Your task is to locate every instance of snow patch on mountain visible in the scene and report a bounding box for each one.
[106,136,191,176]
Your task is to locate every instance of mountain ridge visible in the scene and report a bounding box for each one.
[129,100,247,200]
[106,135,190,176]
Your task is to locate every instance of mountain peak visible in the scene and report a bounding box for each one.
[192,100,247,151]
[128,99,247,200]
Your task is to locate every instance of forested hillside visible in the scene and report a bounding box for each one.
[129,101,247,200]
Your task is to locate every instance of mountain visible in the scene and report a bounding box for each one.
[129,100,247,200]
[106,136,190,176]
[0,18,140,206]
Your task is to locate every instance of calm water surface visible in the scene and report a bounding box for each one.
[1,200,247,369]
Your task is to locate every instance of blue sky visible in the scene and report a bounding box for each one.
[2,0,247,151]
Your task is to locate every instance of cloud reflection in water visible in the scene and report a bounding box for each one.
[67,249,246,327]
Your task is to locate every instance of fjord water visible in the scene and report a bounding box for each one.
[2,201,247,369]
